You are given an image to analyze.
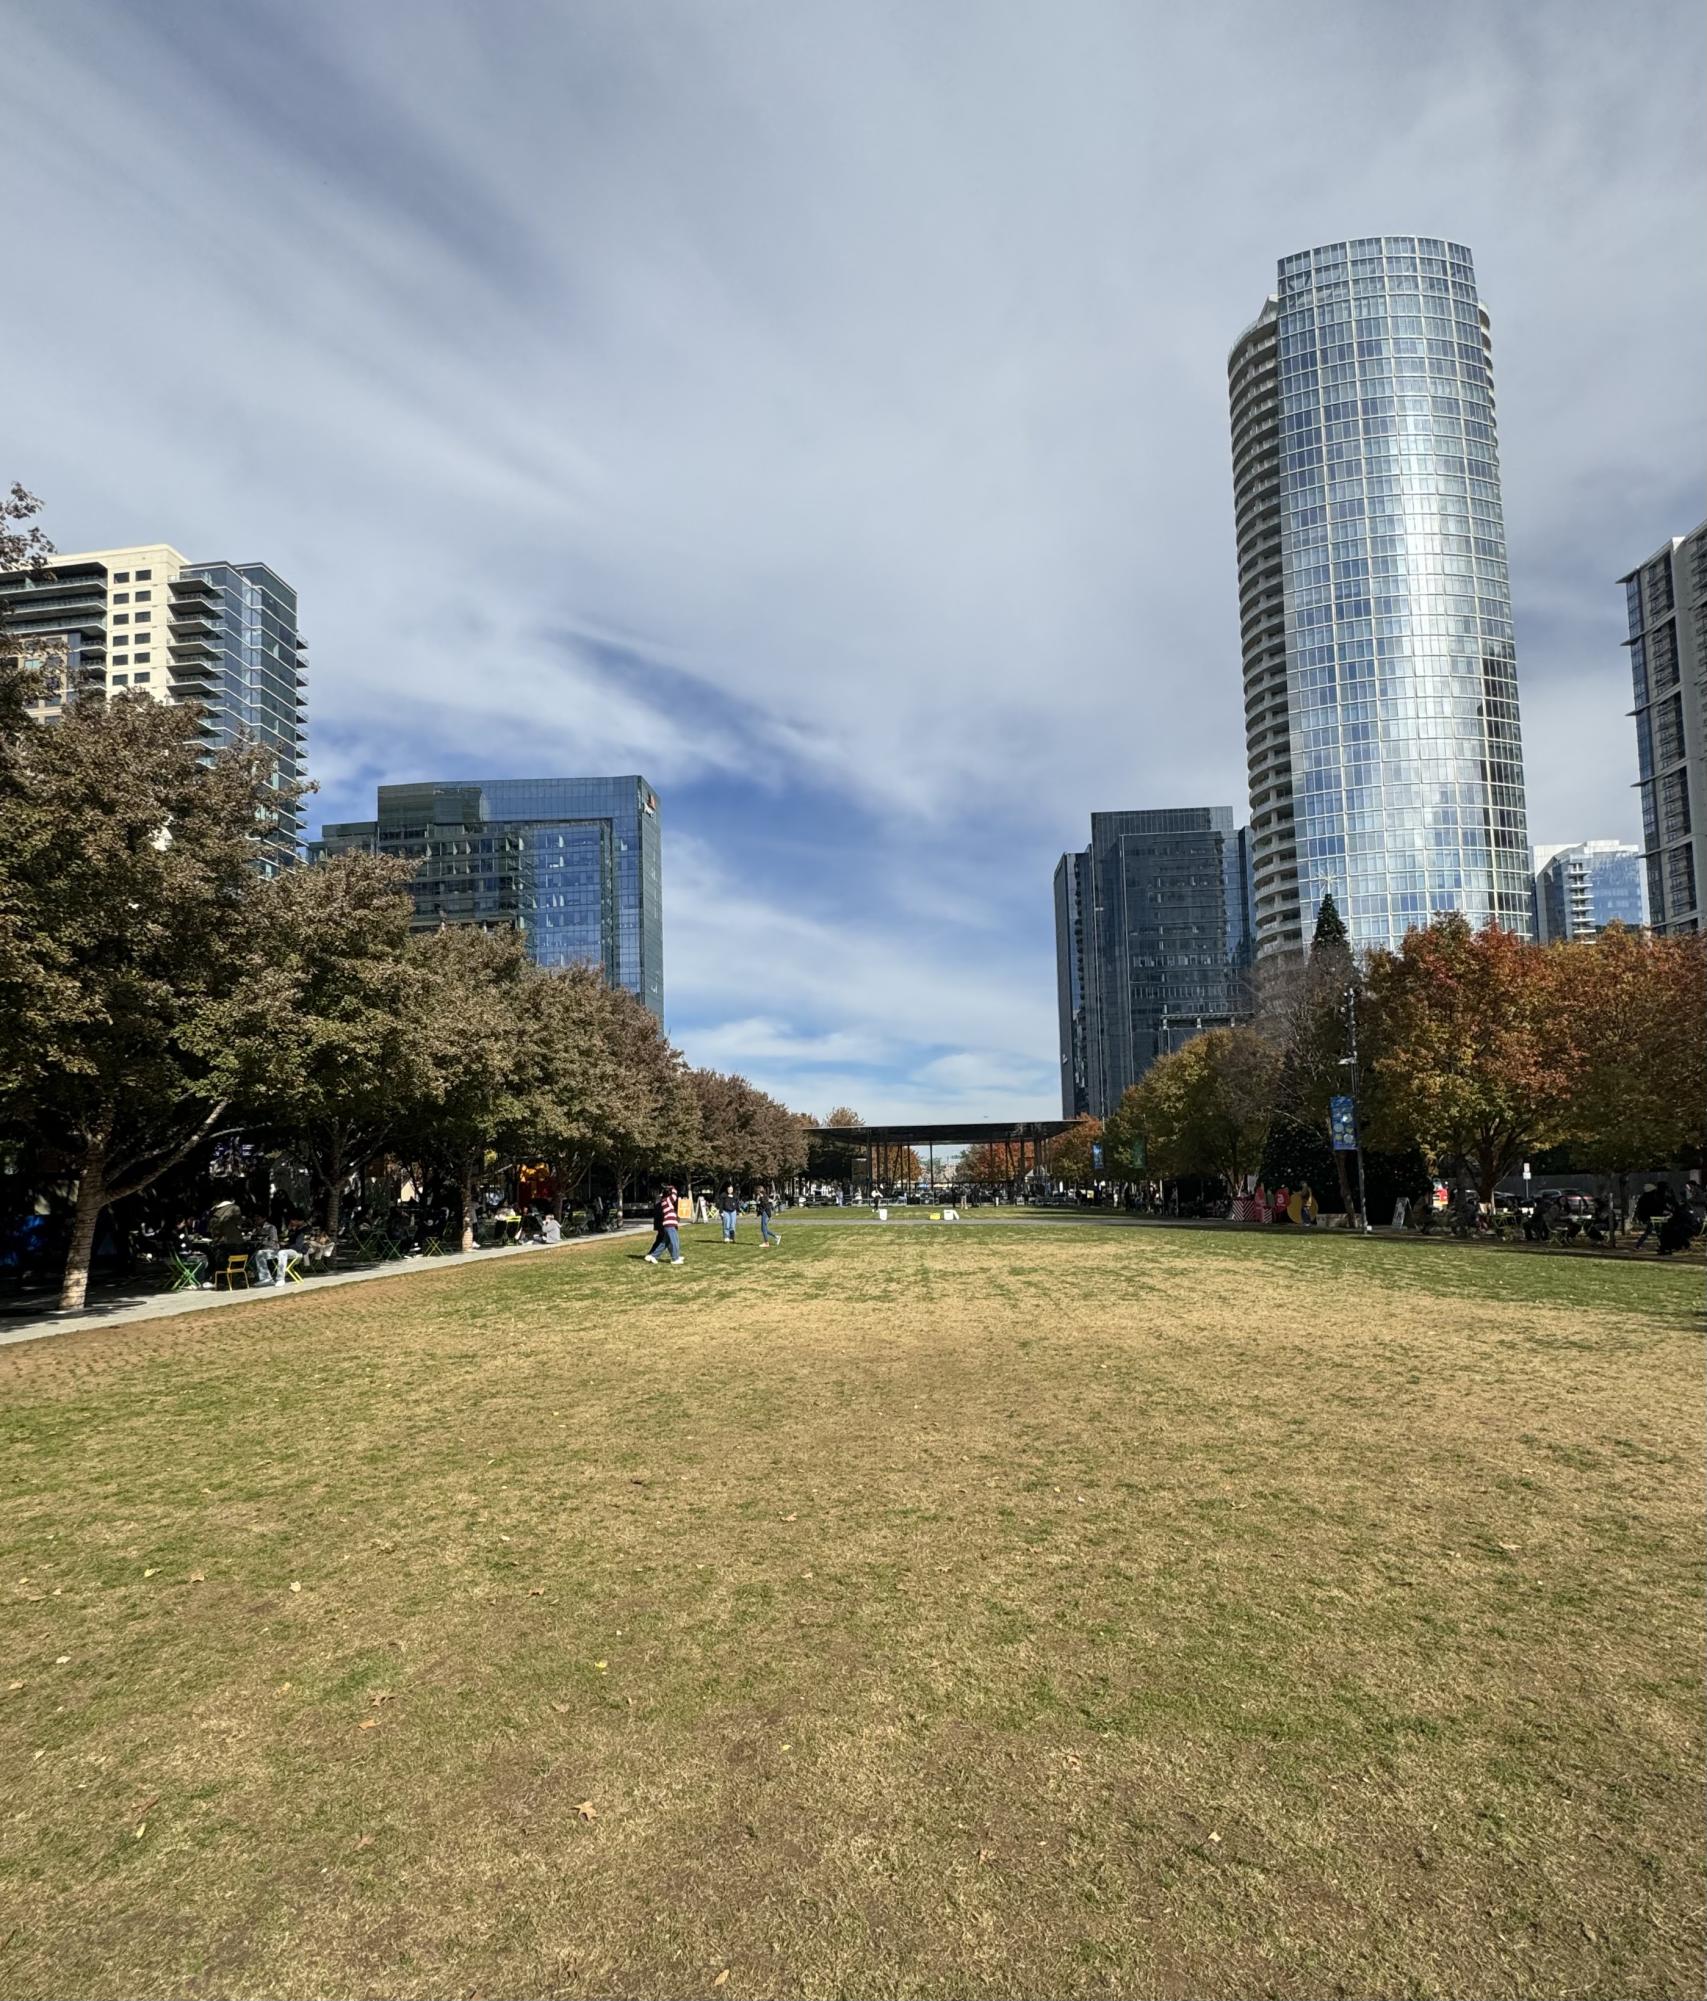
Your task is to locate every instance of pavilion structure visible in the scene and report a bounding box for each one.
[802,1120,1074,1195]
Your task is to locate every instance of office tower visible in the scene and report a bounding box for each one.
[1053,850,1092,1118]
[1057,807,1247,1120]
[315,777,664,1016]
[0,542,308,866]
[1229,237,1532,961]
[1623,522,1706,934]
[1531,841,1648,943]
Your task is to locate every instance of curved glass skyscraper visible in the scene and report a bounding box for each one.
[1229,237,1532,958]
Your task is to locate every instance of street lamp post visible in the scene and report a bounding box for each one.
[1344,984,1372,1235]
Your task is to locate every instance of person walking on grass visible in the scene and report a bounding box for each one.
[643,1185,685,1266]
[757,1185,781,1249]
[719,1182,739,1243]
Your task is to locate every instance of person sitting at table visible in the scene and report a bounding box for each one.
[252,1213,283,1285]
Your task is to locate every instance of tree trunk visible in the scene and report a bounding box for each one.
[1325,1124,1355,1222]
[61,1128,112,1313]
[323,1126,347,1236]
[459,1157,476,1253]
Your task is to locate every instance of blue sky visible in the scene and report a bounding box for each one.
[6,0,1703,1120]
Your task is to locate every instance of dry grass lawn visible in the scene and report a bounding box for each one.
[1,1221,1702,2000]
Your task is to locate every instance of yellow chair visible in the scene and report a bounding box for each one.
[214,1253,249,1290]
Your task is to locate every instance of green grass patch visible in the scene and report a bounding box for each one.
[1,1224,1701,1998]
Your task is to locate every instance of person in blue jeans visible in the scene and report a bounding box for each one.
[757,1186,781,1248]
[643,1185,684,1265]
[719,1182,739,1243]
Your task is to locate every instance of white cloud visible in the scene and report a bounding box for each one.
[3,0,1700,1107]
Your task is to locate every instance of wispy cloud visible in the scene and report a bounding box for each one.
[4,0,1701,1110]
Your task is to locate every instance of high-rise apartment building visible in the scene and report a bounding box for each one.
[1055,808,1251,1121]
[0,542,308,865]
[1623,522,1706,934]
[1531,840,1647,943]
[1229,237,1532,960]
[1052,850,1092,1119]
[315,777,664,1017]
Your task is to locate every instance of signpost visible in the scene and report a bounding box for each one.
[1339,985,1373,1235]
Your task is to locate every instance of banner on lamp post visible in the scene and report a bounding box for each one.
[1329,1095,1359,1153]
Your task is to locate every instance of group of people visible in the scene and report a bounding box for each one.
[1257,1182,1320,1227]
[644,1182,783,1266]
[171,1201,332,1288]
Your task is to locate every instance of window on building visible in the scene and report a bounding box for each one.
[134,569,152,581]
[111,674,129,686]
[112,655,129,666]
[133,671,151,684]
[134,611,150,624]
[134,589,151,602]
[113,613,129,624]
[114,572,130,583]
[134,651,150,664]
[113,592,130,604]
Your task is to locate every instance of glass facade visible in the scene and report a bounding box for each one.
[1623,526,1706,935]
[0,543,309,873]
[1071,807,1246,1119]
[1052,850,1092,1118]
[1232,238,1532,956]
[316,776,664,1016]
[178,562,308,865]
[1532,841,1648,943]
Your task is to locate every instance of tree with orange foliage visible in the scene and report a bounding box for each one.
[1046,1116,1103,1185]
[1364,915,1576,1202]
[1558,924,1706,1178]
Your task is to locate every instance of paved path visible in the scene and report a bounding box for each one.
[0,1228,646,1350]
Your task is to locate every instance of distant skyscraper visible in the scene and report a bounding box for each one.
[1053,850,1092,1119]
[1623,522,1706,934]
[1055,808,1248,1121]
[1229,237,1532,960]
[1531,841,1647,943]
[0,541,308,867]
[315,776,664,1016]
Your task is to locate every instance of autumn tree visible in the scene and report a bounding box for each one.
[1558,925,1707,1181]
[1113,1027,1280,1194]
[518,964,623,1211]
[232,851,426,1232]
[400,925,537,1251]
[1047,1115,1103,1185]
[0,692,296,1308]
[1364,916,1574,1202]
[1262,893,1362,1217]
[595,986,700,1210]
[0,484,58,730]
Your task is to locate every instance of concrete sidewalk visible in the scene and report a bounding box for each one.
[0,1227,646,1350]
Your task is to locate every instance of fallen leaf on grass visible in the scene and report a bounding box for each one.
[133,1823,147,1840]
[289,1582,302,1595]
[576,1800,597,1821]
[55,1656,69,1665]
[370,1691,394,1707]
[978,1847,994,1864]
[713,1971,730,1989]
[143,1568,157,1578]
[358,1718,380,1731]
[782,1512,797,1522]
[551,1702,571,1715]
[352,1834,373,1851]
[528,1586,545,1597]
[594,1660,608,1672]
[188,1572,205,1584]
[7,1681,23,1693]
[275,1682,292,1695]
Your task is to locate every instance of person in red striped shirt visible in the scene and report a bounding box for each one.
[644,1185,685,1266]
